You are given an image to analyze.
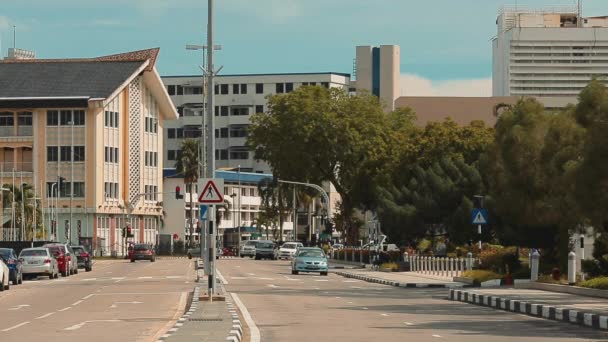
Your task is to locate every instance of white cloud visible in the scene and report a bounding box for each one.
[400,73,492,97]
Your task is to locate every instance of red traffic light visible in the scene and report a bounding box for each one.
[175,186,184,200]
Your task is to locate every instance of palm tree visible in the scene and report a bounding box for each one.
[175,139,200,248]
[1,183,40,241]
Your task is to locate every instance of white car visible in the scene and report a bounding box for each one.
[0,258,9,291]
[279,242,303,259]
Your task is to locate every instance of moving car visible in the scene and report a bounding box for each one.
[254,240,278,260]
[131,244,156,262]
[0,257,9,290]
[19,247,58,280]
[291,247,329,276]
[71,245,92,272]
[279,242,303,259]
[240,240,257,258]
[0,248,23,285]
[42,243,76,277]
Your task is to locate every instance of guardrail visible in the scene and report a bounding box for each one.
[407,255,474,278]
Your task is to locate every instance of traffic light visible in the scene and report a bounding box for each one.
[175,186,184,200]
[58,176,66,195]
[127,225,133,238]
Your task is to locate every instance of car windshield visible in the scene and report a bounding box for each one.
[0,249,11,258]
[72,247,84,253]
[46,246,62,255]
[257,242,274,249]
[297,250,325,258]
[134,244,150,250]
[20,249,47,257]
[282,243,296,249]
[245,241,256,246]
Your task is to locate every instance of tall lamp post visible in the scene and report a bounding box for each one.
[237,165,241,257]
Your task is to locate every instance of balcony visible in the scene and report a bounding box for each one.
[0,162,34,177]
[0,125,33,142]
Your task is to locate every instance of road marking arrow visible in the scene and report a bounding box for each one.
[65,320,121,331]
[110,301,143,308]
[8,304,30,311]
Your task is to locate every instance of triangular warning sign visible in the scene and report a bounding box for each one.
[198,180,224,204]
[472,211,487,224]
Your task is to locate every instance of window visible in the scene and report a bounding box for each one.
[233,84,240,94]
[176,128,184,138]
[215,106,219,116]
[168,128,175,139]
[154,152,158,167]
[220,128,228,138]
[47,146,58,162]
[168,150,176,161]
[145,151,149,166]
[60,110,72,125]
[220,149,228,160]
[105,147,110,162]
[241,84,247,94]
[276,83,284,93]
[231,108,249,116]
[302,82,309,86]
[73,182,85,197]
[255,105,264,114]
[176,85,183,95]
[0,112,14,126]
[256,83,263,94]
[17,112,32,126]
[230,150,249,160]
[221,106,229,116]
[73,110,85,126]
[214,129,219,138]
[60,146,71,162]
[230,127,247,138]
[250,188,255,196]
[220,84,229,95]
[321,82,329,88]
[310,82,316,86]
[73,146,85,161]
[214,85,219,95]
[114,112,119,128]
[215,149,219,160]
[114,147,119,163]
[47,110,59,126]
[286,83,294,93]
[105,111,110,127]
[177,107,184,117]
[59,182,71,198]
[168,85,176,95]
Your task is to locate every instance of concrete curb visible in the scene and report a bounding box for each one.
[449,289,608,331]
[225,294,244,342]
[334,271,469,288]
[155,286,201,341]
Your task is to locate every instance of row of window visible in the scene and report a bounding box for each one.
[167,150,182,161]
[168,82,330,97]
[167,128,202,139]
[214,127,248,138]
[224,186,258,197]
[47,110,85,126]
[104,111,119,128]
[46,182,85,198]
[214,106,251,117]
[47,146,85,162]
[215,149,249,160]
[144,117,158,133]
[105,147,119,163]
[144,185,159,201]
[0,112,32,126]
[145,151,159,167]
[104,182,119,199]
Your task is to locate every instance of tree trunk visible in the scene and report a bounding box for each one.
[278,188,283,242]
[342,198,358,245]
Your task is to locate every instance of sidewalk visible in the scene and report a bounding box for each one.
[333,268,469,288]
[449,287,608,331]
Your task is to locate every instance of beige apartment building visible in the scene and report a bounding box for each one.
[354,45,400,111]
[0,48,177,256]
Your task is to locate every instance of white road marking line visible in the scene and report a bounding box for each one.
[348,302,353,304]
[8,304,30,310]
[36,312,55,319]
[166,276,182,279]
[432,335,442,338]
[381,313,389,317]
[58,307,72,312]
[404,322,414,326]
[110,301,142,308]
[268,284,279,288]
[72,300,83,306]
[257,277,274,280]
[217,269,228,285]
[231,293,260,342]
[246,273,256,276]
[111,277,125,280]
[82,278,97,281]
[64,320,121,331]
[351,286,362,289]
[362,307,369,310]
[2,321,30,332]
[335,297,341,299]
[138,276,153,279]
[82,294,95,300]
[315,279,329,282]
[231,277,247,280]
[343,280,359,283]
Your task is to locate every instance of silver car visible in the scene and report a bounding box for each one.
[19,248,58,279]
[240,240,257,258]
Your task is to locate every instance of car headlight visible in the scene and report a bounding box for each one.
[320,261,327,266]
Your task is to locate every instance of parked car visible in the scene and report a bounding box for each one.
[240,240,257,258]
[291,247,329,276]
[0,248,23,285]
[131,244,156,262]
[279,242,303,259]
[254,240,278,260]
[19,247,58,280]
[42,243,77,276]
[71,246,92,272]
[0,257,9,290]
[187,246,200,259]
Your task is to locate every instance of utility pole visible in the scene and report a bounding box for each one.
[237,165,241,256]
[292,185,297,242]
[69,120,74,245]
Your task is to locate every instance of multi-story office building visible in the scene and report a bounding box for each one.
[161,73,350,174]
[353,45,401,111]
[0,48,177,256]
[493,6,608,105]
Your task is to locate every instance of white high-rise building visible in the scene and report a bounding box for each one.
[354,45,400,111]
[493,5,608,106]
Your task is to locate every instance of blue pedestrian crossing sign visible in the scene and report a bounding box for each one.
[199,205,208,221]
[471,208,488,225]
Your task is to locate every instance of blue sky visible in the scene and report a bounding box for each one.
[1,0,606,96]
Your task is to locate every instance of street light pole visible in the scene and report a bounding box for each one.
[237,165,241,256]
[69,120,74,245]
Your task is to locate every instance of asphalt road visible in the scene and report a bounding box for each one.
[0,258,195,342]
[219,258,608,342]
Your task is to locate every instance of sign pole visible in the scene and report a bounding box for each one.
[478,224,482,250]
[208,205,216,297]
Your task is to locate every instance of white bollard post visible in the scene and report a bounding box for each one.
[431,257,436,275]
[425,257,429,274]
[443,257,447,278]
[460,258,465,275]
[466,252,473,271]
[450,258,454,278]
[568,251,576,285]
[530,250,540,281]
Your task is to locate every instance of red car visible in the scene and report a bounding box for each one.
[42,244,76,277]
[130,244,156,262]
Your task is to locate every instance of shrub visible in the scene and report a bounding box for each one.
[461,270,502,283]
[552,268,561,280]
[537,274,566,285]
[387,250,401,262]
[380,262,399,271]
[581,234,608,277]
[479,246,521,274]
[579,277,608,290]
[511,267,531,280]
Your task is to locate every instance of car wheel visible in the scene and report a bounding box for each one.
[187,253,192,259]
[61,270,67,277]
[85,266,92,272]
[321,272,328,276]
[130,259,135,263]
[151,258,155,262]
[18,271,23,284]
[74,268,78,274]
[291,270,298,275]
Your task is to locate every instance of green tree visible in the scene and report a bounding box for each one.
[174,139,200,248]
[1,183,41,241]
[248,86,392,244]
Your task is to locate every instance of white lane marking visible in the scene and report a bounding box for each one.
[111,277,125,280]
[432,335,442,338]
[138,276,153,279]
[36,312,55,319]
[82,294,95,300]
[217,269,228,285]
[315,279,329,282]
[348,302,353,304]
[404,322,414,326]
[231,293,260,342]
[82,278,97,281]
[267,284,279,288]
[64,320,121,331]
[166,276,182,279]
[362,307,369,310]
[351,286,362,289]
[246,273,256,276]
[230,277,247,280]
[109,301,142,309]
[2,321,30,332]
[58,307,72,312]
[72,300,83,306]
[335,297,341,299]
[8,304,30,311]
[257,277,274,280]
[343,280,359,283]
[381,313,389,317]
